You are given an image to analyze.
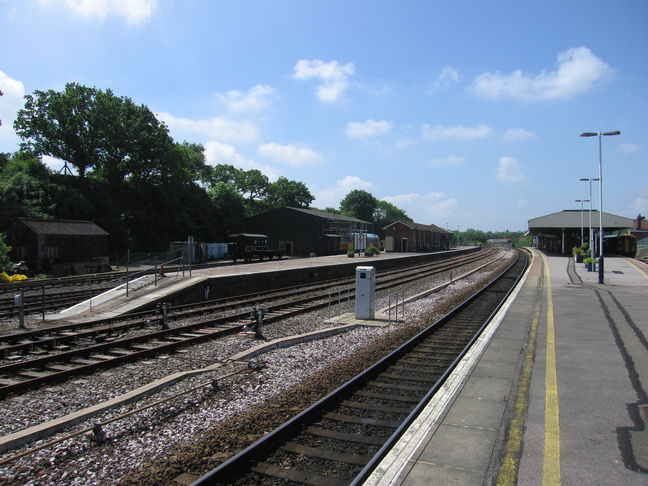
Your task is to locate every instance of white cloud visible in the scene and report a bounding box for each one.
[503,128,536,142]
[0,70,25,139]
[629,190,647,214]
[471,46,614,102]
[345,119,393,139]
[422,123,492,141]
[215,84,276,113]
[292,59,355,102]
[313,175,373,208]
[38,0,156,25]
[517,198,528,208]
[426,67,459,94]
[204,141,279,180]
[620,143,640,154]
[257,142,322,167]
[157,112,259,143]
[496,156,526,183]
[395,138,416,149]
[383,192,458,223]
[427,155,464,167]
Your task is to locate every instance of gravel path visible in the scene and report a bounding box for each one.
[0,250,515,485]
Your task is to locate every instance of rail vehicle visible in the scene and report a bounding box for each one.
[603,234,637,258]
[340,233,381,252]
[225,233,283,262]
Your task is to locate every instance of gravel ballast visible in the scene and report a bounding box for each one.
[0,250,516,485]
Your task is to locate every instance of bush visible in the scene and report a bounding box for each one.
[0,234,11,272]
[364,245,380,256]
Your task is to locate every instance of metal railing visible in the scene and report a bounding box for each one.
[327,288,352,321]
[387,290,405,324]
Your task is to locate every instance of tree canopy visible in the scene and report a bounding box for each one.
[4,83,437,255]
[339,189,378,223]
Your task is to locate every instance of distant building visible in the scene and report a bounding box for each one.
[527,210,634,255]
[382,221,451,252]
[243,206,373,257]
[4,218,110,276]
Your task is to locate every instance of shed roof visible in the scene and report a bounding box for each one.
[528,210,634,230]
[14,218,109,236]
[383,220,451,234]
[284,207,370,224]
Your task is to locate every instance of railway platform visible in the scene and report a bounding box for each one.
[366,249,648,485]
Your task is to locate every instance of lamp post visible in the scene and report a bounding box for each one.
[579,177,599,272]
[580,131,621,284]
[574,199,589,246]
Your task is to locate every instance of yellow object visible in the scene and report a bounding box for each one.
[0,271,28,282]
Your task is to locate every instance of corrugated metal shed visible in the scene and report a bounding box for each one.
[18,219,109,236]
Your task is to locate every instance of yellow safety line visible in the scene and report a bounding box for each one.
[495,264,542,486]
[541,253,561,485]
[625,258,648,280]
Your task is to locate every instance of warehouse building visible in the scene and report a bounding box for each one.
[244,206,373,257]
[4,218,110,276]
[382,221,451,252]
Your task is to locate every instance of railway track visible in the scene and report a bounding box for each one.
[0,249,499,398]
[0,285,117,319]
[0,249,496,358]
[189,250,528,485]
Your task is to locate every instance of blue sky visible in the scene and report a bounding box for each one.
[1,0,646,231]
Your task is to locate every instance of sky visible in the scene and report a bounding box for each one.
[0,0,646,232]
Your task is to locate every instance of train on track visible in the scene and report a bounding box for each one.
[225,233,283,262]
[603,234,637,258]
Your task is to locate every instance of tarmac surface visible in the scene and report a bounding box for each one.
[366,249,648,485]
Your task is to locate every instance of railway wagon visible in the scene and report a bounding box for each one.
[604,234,637,258]
[226,233,283,262]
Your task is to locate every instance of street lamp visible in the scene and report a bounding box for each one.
[580,131,621,284]
[574,199,589,245]
[579,177,600,271]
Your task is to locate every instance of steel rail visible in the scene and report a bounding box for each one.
[0,249,494,348]
[0,249,500,398]
[189,250,527,485]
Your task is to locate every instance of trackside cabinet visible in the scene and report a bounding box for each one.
[355,266,375,319]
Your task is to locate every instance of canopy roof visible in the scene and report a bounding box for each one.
[528,210,634,233]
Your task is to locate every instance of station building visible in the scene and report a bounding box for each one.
[243,206,373,257]
[382,220,451,252]
[527,209,634,255]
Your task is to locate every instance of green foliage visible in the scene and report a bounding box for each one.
[373,200,411,237]
[5,83,414,253]
[207,182,247,238]
[0,152,56,228]
[265,177,314,209]
[14,83,184,186]
[513,234,533,248]
[340,189,378,222]
[0,233,11,271]
[364,245,380,256]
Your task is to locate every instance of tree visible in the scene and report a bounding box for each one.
[266,177,314,208]
[0,152,56,228]
[0,233,11,271]
[208,182,246,237]
[373,200,411,236]
[207,164,240,185]
[236,169,269,201]
[340,189,378,222]
[14,83,176,185]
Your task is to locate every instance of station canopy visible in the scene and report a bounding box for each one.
[528,210,634,234]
